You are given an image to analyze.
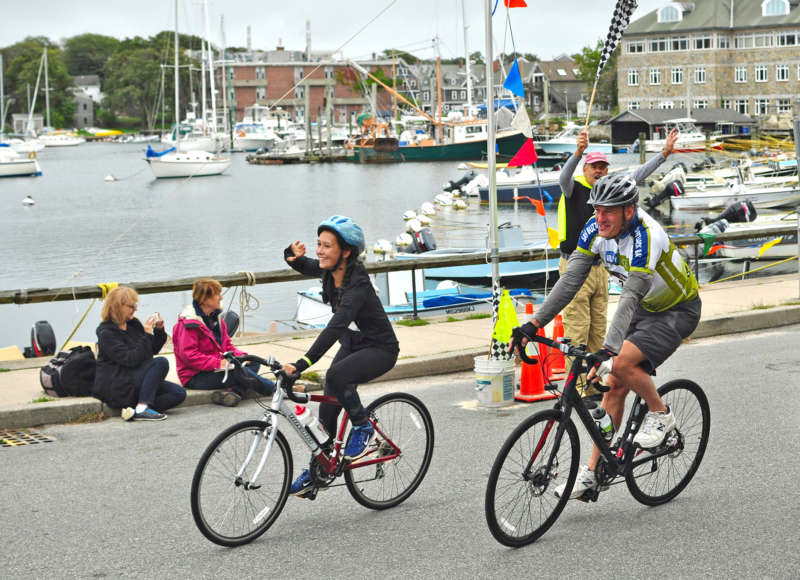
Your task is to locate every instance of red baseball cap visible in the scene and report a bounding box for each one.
[585,151,609,166]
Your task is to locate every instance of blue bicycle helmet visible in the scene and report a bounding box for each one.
[318,215,365,254]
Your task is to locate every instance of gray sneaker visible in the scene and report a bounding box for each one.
[554,465,596,499]
[634,408,677,449]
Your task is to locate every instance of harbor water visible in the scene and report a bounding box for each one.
[0,142,774,350]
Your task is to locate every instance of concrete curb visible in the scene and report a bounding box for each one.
[2,306,799,430]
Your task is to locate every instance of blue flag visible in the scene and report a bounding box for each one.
[503,59,525,98]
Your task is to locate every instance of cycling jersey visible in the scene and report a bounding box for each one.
[576,207,698,313]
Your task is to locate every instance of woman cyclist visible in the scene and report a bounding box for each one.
[282,215,400,497]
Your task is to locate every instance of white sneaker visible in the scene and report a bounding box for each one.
[633,408,677,449]
[121,407,135,421]
[554,465,596,499]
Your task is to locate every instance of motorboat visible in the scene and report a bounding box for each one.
[145,146,231,178]
[670,181,800,211]
[645,118,723,153]
[232,105,282,151]
[0,145,42,177]
[536,123,612,155]
[39,132,85,147]
[478,165,564,204]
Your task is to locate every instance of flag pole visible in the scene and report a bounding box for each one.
[485,0,500,297]
[584,78,598,130]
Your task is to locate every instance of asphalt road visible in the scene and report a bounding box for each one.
[2,325,799,579]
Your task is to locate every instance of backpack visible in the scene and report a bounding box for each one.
[39,346,96,397]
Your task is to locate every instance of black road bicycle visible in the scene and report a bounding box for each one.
[484,327,710,547]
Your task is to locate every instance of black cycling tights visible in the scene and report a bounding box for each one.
[318,345,397,436]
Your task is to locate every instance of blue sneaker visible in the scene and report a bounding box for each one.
[289,469,313,496]
[344,422,375,460]
[133,407,166,421]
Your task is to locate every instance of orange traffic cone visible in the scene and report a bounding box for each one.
[515,304,558,403]
[549,315,566,381]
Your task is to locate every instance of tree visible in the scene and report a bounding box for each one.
[3,37,75,129]
[380,49,418,64]
[470,51,484,65]
[572,39,618,110]
[62,34,119,81]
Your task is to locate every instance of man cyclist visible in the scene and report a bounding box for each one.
[512,172,701,499]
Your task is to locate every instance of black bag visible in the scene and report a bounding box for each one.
[39,346,96,397]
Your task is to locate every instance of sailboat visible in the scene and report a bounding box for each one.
[146,0,230,179]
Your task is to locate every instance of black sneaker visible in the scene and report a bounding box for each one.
[211,389,242,407]
[133,407,167,421]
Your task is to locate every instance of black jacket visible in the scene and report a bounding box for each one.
[285,246,399,371]
[92,318,167,408]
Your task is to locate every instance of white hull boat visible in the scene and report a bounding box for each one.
[160,134,217,152]
[0,147,42,177]
[670,183,800,211]
[3,138,45,153]
[39,134,85,147]
[146,150,231,178]
[536,123,612,155]
[715,216,798,260]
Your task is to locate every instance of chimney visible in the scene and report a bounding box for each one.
[247,26,252,52]
[305,20,311,61]
[277,38,284,51]
[372,52,376,61]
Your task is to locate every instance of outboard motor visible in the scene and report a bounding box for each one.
[25,320,56,358]
[694,200,757,232]
[644,179,684,210]
[408,227,437,253]
[442,171,476,192]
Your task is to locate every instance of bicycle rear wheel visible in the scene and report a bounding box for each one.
[191,420,292,546]
[485,409,579,547]
[345,392,434,510]
[625,379,710,506]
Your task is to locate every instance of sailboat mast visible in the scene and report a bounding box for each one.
[174,0,180,151]
[462,0,473,115]
[204,0,218,136]
[436,36,442,145]
[44,44,50,129]
[484,0,499,286]
[0,54,5,135]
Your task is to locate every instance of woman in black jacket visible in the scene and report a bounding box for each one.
[93,286,185,421]
[283,215,399,497]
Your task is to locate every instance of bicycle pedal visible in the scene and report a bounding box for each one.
[578,488,600,503]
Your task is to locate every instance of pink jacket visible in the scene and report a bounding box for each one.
[172,305,246,385]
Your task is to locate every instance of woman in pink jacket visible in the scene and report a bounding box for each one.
[173,278,274,407]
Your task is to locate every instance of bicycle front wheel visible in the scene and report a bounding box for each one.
[625,379,710,506]
[485,409,579,547]
[345,392,434,510]
[191,420,292,546]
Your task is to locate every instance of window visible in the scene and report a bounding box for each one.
[735,66,747,83]
[324,66,334,79]
[659,101,674,110]
[671,36,688,51]
[694,99,708,109]
[450,78,456,85]
[557,68,567,76]
[629,101,640,110]
[754,33,773,48]
[422,90,430,100]
[649,37,668,52]
[734,34,754,49]
[294,67,304,82]
[255,67,265,80]
[658,4,682,23]
[777,98,791,114]
[755,99,769,115]
[694,35,713,50]
[755,65,768,82]
[722,99,732,109]
[718,34,731,49]
[735,99,749,115]
[776,64,789,81]
[627,40,644,53]
[763,0,790,17]
[256,87,266,100]
[694,67,706,84]
[776,31,798,46]
[450,90,458,99]
[648,100,655,109]
[649,68,661,85]
[460,90,466,99]
[294,86,304,99]
[671,67,683,85]
[627,69,639,86]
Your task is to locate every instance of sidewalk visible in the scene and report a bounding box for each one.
[1,274,798,430]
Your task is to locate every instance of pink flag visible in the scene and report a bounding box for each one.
[507,138,538,167]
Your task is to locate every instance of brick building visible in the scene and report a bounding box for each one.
[617,0,800,117]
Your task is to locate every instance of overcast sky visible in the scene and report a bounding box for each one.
[2,0,667,61]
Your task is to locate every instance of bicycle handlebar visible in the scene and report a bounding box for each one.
[221,352,309,404]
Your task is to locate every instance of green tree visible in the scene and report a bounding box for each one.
[380,49,418,64]
[572,39,618,109]
[3,37,75,129]
[469,51,484,65]
[62,34,120,81]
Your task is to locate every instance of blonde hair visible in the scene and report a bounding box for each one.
[101,286,138,325]
[192,278,222,305]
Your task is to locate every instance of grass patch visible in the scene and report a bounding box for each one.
[396,318,430,327]
[0,368,9,372]
[300,371,321,383]
[784,299,800,306]
[445,317,459,323]
[467,313,491,320]
[751,304,774,310]
[31,396,55,403]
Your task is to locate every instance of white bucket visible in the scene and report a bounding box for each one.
[474,356,515,408]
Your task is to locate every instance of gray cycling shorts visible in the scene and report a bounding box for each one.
[625,297,701,374]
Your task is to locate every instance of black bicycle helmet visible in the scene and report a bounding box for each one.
[587,173,639,207]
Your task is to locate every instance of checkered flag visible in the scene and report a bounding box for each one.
[595,0,638,80]
[489,285,518,361]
